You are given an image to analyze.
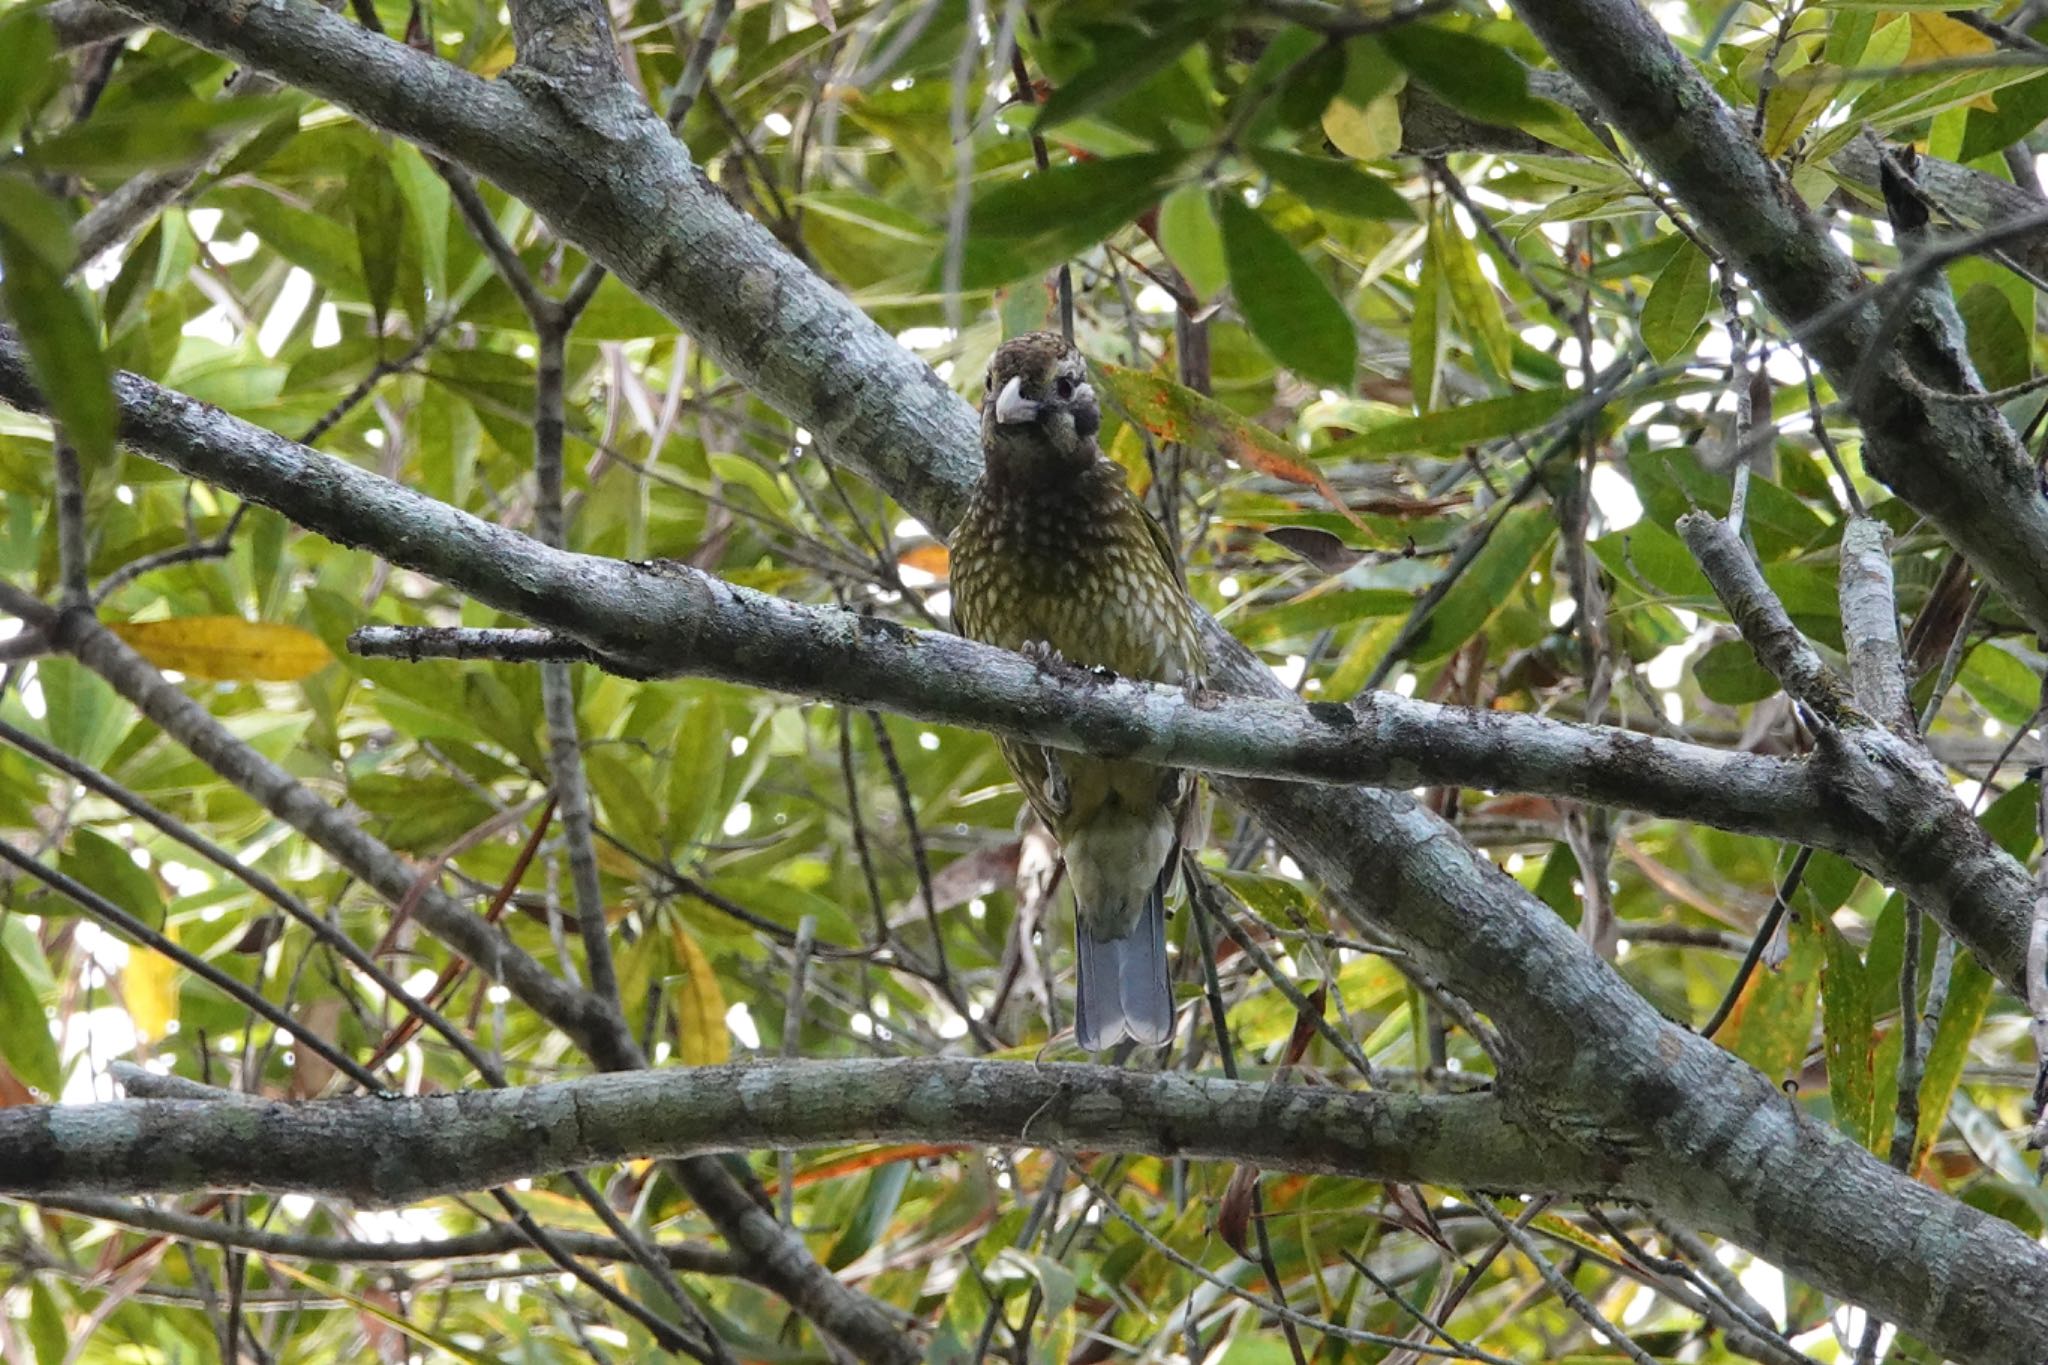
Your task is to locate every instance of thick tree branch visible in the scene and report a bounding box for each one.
[2,332,2032,1002]
[0,1060,1606,1202]
[1512,0,2048,639]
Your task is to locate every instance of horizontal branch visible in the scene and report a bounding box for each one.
[28,1194,741,1273]
[3,1060,1598,1204]
[4,330,2032,1000]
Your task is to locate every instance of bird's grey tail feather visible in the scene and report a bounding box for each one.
[1074,885,1173,1050]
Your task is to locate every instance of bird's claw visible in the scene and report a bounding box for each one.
[1021,640,1067,670]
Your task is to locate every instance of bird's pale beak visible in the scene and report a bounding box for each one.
[993,374,1040,426]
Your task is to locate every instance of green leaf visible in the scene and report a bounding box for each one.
[0,9,57,149]
[1956,281,2031,394]
[27,92,300,178]
[1641,240,1714,363]
[1958,641,2041,728]
[1722,902,1824,1081]
[1317,388,1571,460]
[1694,638,1781,705]
[1408,504,1555,662]
[1381,23,1548,125]
[1761,65,1843,157]
[1033,6,1229,132]
[0,175,116,465]
[665,696,731,855]
[0,924,59,1096]
[948,152,1187,290]
[1219,196,1357,389]
[824,1161,911,1269]
[1434,208,1513,377]
[351,147,405,334]
[1913,950,1994,1165]
[1097,362,1369,531]
[1820,920,1877,1152]
[1979,779,2041,858]
[1248,147,1413,222]
[1411,228,1444,413]
[60,828,166,925]
[1274,44,1348,131]
[1589,522,1712,600]
[1156,186,1227,300]
[389,141,451,310]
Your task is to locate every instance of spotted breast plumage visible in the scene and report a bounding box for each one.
[950,332,1204,1050]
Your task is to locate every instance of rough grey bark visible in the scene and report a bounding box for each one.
[21,0,2048,1357]
[2,1059,1596,1203]
[0,330,2034,1004]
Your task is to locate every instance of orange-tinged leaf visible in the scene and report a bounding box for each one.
[123,924,178,1044]
[1217,1165,1259,1261]
[670,923,730,1066]
[898,543,950,578]
[1096,363,1372,536]
[109,617,333,682]
[768,1143,969,1194]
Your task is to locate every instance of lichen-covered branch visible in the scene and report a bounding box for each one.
[0,1059,1600,1202]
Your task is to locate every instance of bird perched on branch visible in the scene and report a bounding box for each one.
[950,331,1204,1050]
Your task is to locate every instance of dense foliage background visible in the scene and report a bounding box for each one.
[4,0,2048,1360]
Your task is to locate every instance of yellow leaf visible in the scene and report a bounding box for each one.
[124,924,178,1043]
[1321,94,1402,162]
[110,617,333,682]
[1906,13,2001,110]
[1907,12,1995,63]
[670,924,730,1066]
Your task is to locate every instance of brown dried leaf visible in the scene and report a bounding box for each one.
[1216,1164,1260,1261]
[1265,525,1365,575]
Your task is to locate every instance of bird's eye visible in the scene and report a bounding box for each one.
[1055,376,1075,400]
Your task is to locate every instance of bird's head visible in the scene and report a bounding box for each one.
[979,331,1100,478]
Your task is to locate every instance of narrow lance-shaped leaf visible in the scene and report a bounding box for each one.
[1155,184,1227,300]
[1249,146,1413,222]
[26,92,302,178]
[108,618,334,682]
[1406,504,1556,662]
[0,932,59,1097]
[1820,920,1878,1152]
[1218,195,1357,390]
[0,174,116,465]
[1434,205,1514,379]
[352,147,405,341]
[1641,238,1714,363]
[1411,225,1445,412]
[671,922,732,1066]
